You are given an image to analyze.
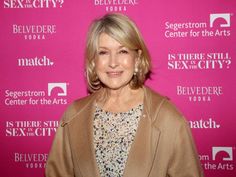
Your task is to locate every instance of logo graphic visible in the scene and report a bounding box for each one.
[48,83,67,96]
[168,52,232,70]
[18,56,54,67]
[4,0,64,8]
[189,118,220,129]
[199,146,234,170]
[176,85,224,102]
[212,147,233,161]
[14,152,48,168]
[6,120,58,137]
[164,13,232,38]
[12,24,57,40]
[210,13,231,28]
[94,0,139,12]
[4,83,68,106]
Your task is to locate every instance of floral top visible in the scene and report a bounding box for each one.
[93,104,143,177]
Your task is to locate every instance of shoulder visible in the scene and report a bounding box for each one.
[144,86,187,128]
[144,86,168,109]
[61,93,96,126]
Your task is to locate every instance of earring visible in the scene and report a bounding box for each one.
[134,67,138,75]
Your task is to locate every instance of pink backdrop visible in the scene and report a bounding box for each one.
[1,0,235,176]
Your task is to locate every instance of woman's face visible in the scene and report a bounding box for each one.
[94,33,138,90]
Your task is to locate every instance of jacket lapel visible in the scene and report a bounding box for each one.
[123,87,161,177]
[68,93,101,177]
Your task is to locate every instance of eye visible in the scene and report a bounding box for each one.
[119,49,129,54]
[98,50,108,55]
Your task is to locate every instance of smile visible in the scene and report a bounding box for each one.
[106,71,123,77]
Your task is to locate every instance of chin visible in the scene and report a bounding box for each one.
[103,82,130,90]
[99,76,133,90]
[105,85,124,90]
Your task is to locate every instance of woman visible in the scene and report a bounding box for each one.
[46,13,204,177]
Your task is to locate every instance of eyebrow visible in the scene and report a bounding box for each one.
[98,45,126,50]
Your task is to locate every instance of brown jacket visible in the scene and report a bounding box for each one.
[45,86,204,177]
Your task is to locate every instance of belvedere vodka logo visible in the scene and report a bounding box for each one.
[176,85,223,102]
[12,24,56,40]
[4,0,64,8]
[14,152,48,168]
[94,0,139,12]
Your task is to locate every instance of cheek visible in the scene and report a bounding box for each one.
[95,58,107,71]
[121,57,136,69]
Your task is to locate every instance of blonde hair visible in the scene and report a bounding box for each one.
[85,13,151,92]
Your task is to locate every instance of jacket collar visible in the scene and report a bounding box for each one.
[69,86,163,177]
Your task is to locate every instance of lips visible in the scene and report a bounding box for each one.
[106,71,123,77]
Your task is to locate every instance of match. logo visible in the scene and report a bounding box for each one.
[212,147,233,161]
[18,56,54,67]
[48,83,67,96]
[210,13,231,28]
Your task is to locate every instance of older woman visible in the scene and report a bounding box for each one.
[46,13,203,177]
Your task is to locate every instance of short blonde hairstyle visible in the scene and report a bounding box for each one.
[85,13,151,92]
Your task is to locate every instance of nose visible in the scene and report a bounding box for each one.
[108,53,118,69]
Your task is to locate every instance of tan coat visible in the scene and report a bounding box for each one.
[45,86,204,177]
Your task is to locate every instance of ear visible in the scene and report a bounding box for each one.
[135,49,142,64]
[138,49,142,57]
[91,59,95,68]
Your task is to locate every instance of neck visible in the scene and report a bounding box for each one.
[105,85,132,102]
[96,85,144,112]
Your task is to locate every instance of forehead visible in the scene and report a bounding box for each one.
[98,33,123,48]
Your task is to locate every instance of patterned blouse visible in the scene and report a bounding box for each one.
[93,104,143,177]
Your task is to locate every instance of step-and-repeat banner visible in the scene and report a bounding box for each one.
[1,1,235,177]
